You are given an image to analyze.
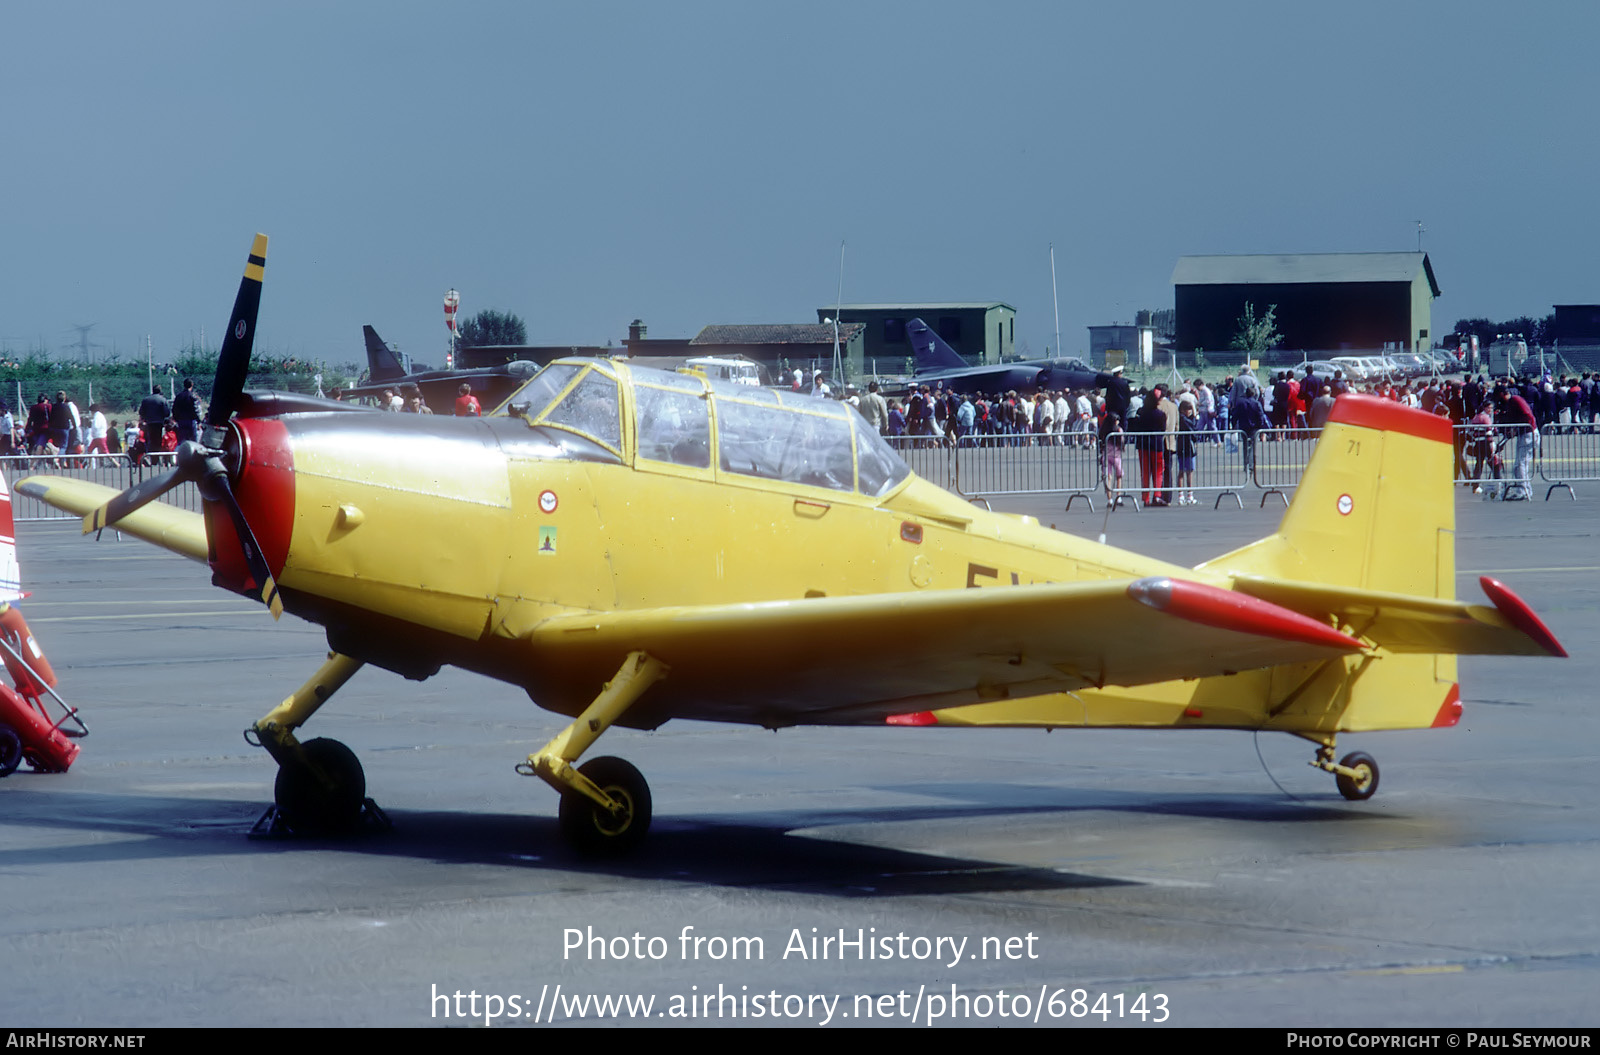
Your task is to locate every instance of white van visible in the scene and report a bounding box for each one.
[682,357,762,386]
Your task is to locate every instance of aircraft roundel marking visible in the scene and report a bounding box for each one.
[1337,494,1353,516]
[234,320,247,339]
[539,490,558,513]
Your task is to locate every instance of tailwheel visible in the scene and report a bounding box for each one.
[273,737,366,836]
[1335,751,1380,801]
[558,756,651,855]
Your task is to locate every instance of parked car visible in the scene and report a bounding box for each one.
[1299,360,1342,392]
[1390,352,1430,377]
[1427,349,1465,374]
[1329,356,1375,381]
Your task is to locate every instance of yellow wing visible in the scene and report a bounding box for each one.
[15,476,209,562]
[524,576,1364,725]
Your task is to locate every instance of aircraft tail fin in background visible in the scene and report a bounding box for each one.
[906,318,969,372]
[364,326,407,381]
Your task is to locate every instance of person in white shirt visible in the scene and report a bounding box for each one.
[87,403,109,454]
[1074,390,1093,447]
[66,398,83,450]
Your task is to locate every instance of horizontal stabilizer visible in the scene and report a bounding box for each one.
[1229,575,1566,657]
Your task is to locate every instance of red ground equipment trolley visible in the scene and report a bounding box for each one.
[0,601,84,776]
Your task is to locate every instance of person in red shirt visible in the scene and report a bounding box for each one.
[454,383,481,417]
[1493,383,1538,500]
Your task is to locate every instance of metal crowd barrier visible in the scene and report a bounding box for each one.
[1113,429,1251,509]
[1452,423,1521,497]
[884,434,958,492]
[1535,426,1598,500]
[892,420,1597,508]
[2,453,200,522]
[954,434,1103,508]
[1249,428,1319,506]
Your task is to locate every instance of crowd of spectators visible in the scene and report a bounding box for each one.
[834,361,1600,505]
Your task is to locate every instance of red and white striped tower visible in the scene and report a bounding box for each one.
[443,289,460,369]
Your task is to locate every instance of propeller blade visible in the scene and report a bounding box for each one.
[207,473,283,620]
[206,233,268,434]
[81,468,185,535]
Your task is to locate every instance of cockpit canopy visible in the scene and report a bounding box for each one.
[501,359,910,498]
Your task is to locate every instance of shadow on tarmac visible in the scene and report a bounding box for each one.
[0,779,1383,898]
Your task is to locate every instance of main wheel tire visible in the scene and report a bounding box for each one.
[0,725,21,778]
[274,737,366,836]
[1335,751,1379,801]
[558,756,651,855]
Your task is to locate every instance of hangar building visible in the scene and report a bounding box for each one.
[1552,305,1600,342]
[1172,253,1439,354]
[817,303,1016,366]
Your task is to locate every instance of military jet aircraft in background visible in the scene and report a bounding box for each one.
[906,317,1095,394]
[16,235,1565,855]
[341,324,539,411]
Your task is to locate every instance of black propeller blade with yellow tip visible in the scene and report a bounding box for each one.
[81,464,186,534]
[82,234,283,618]
[202,464,284,619]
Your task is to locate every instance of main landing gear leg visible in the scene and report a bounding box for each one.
[518,651,668,855]
[244,651,385,836]
[1300,734,1381,802]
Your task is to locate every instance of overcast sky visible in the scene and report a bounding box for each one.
[2,1,1594,368]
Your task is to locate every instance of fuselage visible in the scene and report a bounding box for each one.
[218,359,1201,718]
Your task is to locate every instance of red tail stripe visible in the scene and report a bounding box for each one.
[1326,393,1452,443]
[1431,684,1462,728]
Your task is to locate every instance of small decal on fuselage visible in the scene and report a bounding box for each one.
[539,490,559,513]
[1337,494,1353,516]
[537,526,558,554]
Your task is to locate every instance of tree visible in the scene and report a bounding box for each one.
[1452,318,1496,346]
[1452,314,1557,346]
[458,310,527,348]
[1231,302,1281,353]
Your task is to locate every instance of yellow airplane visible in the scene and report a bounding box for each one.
[16,235,1566,853]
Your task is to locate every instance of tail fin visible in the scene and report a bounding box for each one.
[1199,396,1462,732]
[364,325,406,381]
[1200,396,1455,600]
[906,318,968,372]
[0,472,25,602]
